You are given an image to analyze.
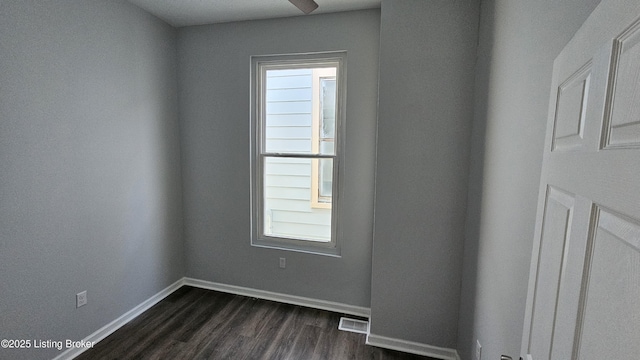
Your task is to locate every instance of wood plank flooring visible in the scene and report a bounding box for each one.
[76,286,436,360]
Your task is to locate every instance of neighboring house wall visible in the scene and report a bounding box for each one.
[264,70,331,241]
[0,1,183,359]
[457,0,602,359]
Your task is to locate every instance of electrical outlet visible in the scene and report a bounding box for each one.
[279,257,286,269]
[475,340,482,360]
[76,291,87,308]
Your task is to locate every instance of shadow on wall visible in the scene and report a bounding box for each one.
[457,0,496,359]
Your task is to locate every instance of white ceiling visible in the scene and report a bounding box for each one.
[127,0,381,27]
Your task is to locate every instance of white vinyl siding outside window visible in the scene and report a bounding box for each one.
[251,52,345,255]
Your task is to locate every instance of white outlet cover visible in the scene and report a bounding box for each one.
[475,340,482,360]
[76,291,87,308]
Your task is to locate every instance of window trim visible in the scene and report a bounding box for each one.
[250,51,346,256]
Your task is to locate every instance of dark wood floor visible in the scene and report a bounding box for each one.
[76,286,436,360]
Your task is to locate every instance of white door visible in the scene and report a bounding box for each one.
[521,1,640,359]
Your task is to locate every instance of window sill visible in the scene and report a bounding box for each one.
[251,238,341,257]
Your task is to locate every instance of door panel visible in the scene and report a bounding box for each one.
[547,198,593,360]
[602,19,640,148]
[576,208,640,359]
[552,62,591,151]
[528,187,575,359]
[522,2,640,359]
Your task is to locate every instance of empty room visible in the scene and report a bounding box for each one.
[1,0,638,359]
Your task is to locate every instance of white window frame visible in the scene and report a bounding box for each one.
[250,51,346,256]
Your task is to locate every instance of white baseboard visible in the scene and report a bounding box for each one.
[53,278,185,360]
[183,277,370,318]
[366,333,460,360]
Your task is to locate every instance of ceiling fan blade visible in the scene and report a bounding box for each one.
[289,0,319,14]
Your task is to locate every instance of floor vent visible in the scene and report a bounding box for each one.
[338,317,369,334]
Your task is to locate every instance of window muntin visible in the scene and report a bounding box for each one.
[251,52,345,254]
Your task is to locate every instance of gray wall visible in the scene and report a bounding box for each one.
[457,0,602,359]
[371,0,479,348]
[0,1,183,359]
[177,10,380,307]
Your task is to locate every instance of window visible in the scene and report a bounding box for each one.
[251,52,345,255]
